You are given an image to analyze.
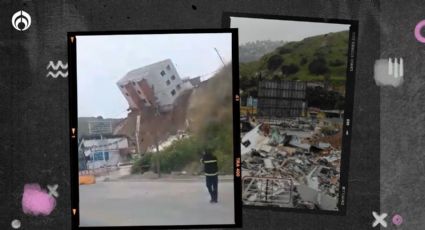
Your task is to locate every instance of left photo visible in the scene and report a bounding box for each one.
[68,29,241,229]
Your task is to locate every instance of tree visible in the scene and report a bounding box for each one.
[240,75,253,90]
[324,73,331,90]
[267,55,283,70]
[278,47,292,55]
[308,57,329,75]
[245,87,258,98]
[329,59,345,67]
[272,74,281,81]
[306,86,344,110]
[300,57,308,65]
[334,97,345,110]
[281,64,300,77]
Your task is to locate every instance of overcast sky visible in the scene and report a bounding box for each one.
[230,17,350,45]
[76,33,232,119]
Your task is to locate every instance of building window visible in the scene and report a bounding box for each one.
[104,152,109,161]
[176,84,181,90]
[166,65,171,71]
[137,90,141,95]
[242,140,251,147]
[166,80,171,85]
[93,152,109,161]
[160,70,166,76]
[171,89,176,96]
[94,152,104,161]
[171,75,176,80]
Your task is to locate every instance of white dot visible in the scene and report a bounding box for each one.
[11,219,21,229]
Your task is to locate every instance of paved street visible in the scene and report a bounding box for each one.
[79,178,235,226]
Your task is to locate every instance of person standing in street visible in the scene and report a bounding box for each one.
[200,150,218,203]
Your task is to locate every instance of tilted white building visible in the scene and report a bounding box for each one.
[117,59,193,112]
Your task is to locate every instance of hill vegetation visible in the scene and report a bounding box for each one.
[239,40,286,63]
[240,31,349,108]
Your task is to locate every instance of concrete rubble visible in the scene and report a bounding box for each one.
[241,117,342,211]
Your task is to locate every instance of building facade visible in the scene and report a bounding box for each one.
[257,80,307,120]
[117,59,193,112]
[80,135,129,169]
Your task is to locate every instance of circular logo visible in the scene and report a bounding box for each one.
[11,10,31,31]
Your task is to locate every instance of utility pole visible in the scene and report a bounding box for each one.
[214,47,225,67]
[154,134,161,178]
[101,134,110,178]
[154,105,161,178]
[135,115,141,155]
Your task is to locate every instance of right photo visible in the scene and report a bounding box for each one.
[228,14,357,213]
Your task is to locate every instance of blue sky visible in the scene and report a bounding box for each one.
[76,33,232,118]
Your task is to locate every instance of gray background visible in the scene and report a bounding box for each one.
[0,0,389,229]
[380,0,425,230]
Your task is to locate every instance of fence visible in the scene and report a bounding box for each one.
[242,176,293,205]
[78,165,119,177]
[257,80,306,119]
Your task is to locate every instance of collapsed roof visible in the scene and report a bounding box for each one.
[241,117,342,211]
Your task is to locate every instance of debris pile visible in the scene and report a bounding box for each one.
[241,117,342,211]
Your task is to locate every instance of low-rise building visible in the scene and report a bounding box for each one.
[80,134,130,169]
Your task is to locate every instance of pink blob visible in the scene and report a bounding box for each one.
[392,214,403,226]
[414,20,425,43]
[22,183,56,216]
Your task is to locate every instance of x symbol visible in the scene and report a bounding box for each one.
[372,211,387,228]
[47,184,59,198]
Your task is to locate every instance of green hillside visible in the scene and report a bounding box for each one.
[240,31,349,99]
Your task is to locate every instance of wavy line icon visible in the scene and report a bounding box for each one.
[46,71,68,78]
[46,61,68,70]
[46,60,68,78]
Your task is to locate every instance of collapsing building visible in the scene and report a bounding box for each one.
[117,59,194,112]
[241,117,342,211]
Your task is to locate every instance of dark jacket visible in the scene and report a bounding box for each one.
[201,153,218,176]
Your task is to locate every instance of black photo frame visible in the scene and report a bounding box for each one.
[223,12,358,215]
[68,28,242,229]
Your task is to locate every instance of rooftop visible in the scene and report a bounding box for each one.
[117,59,172,85]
